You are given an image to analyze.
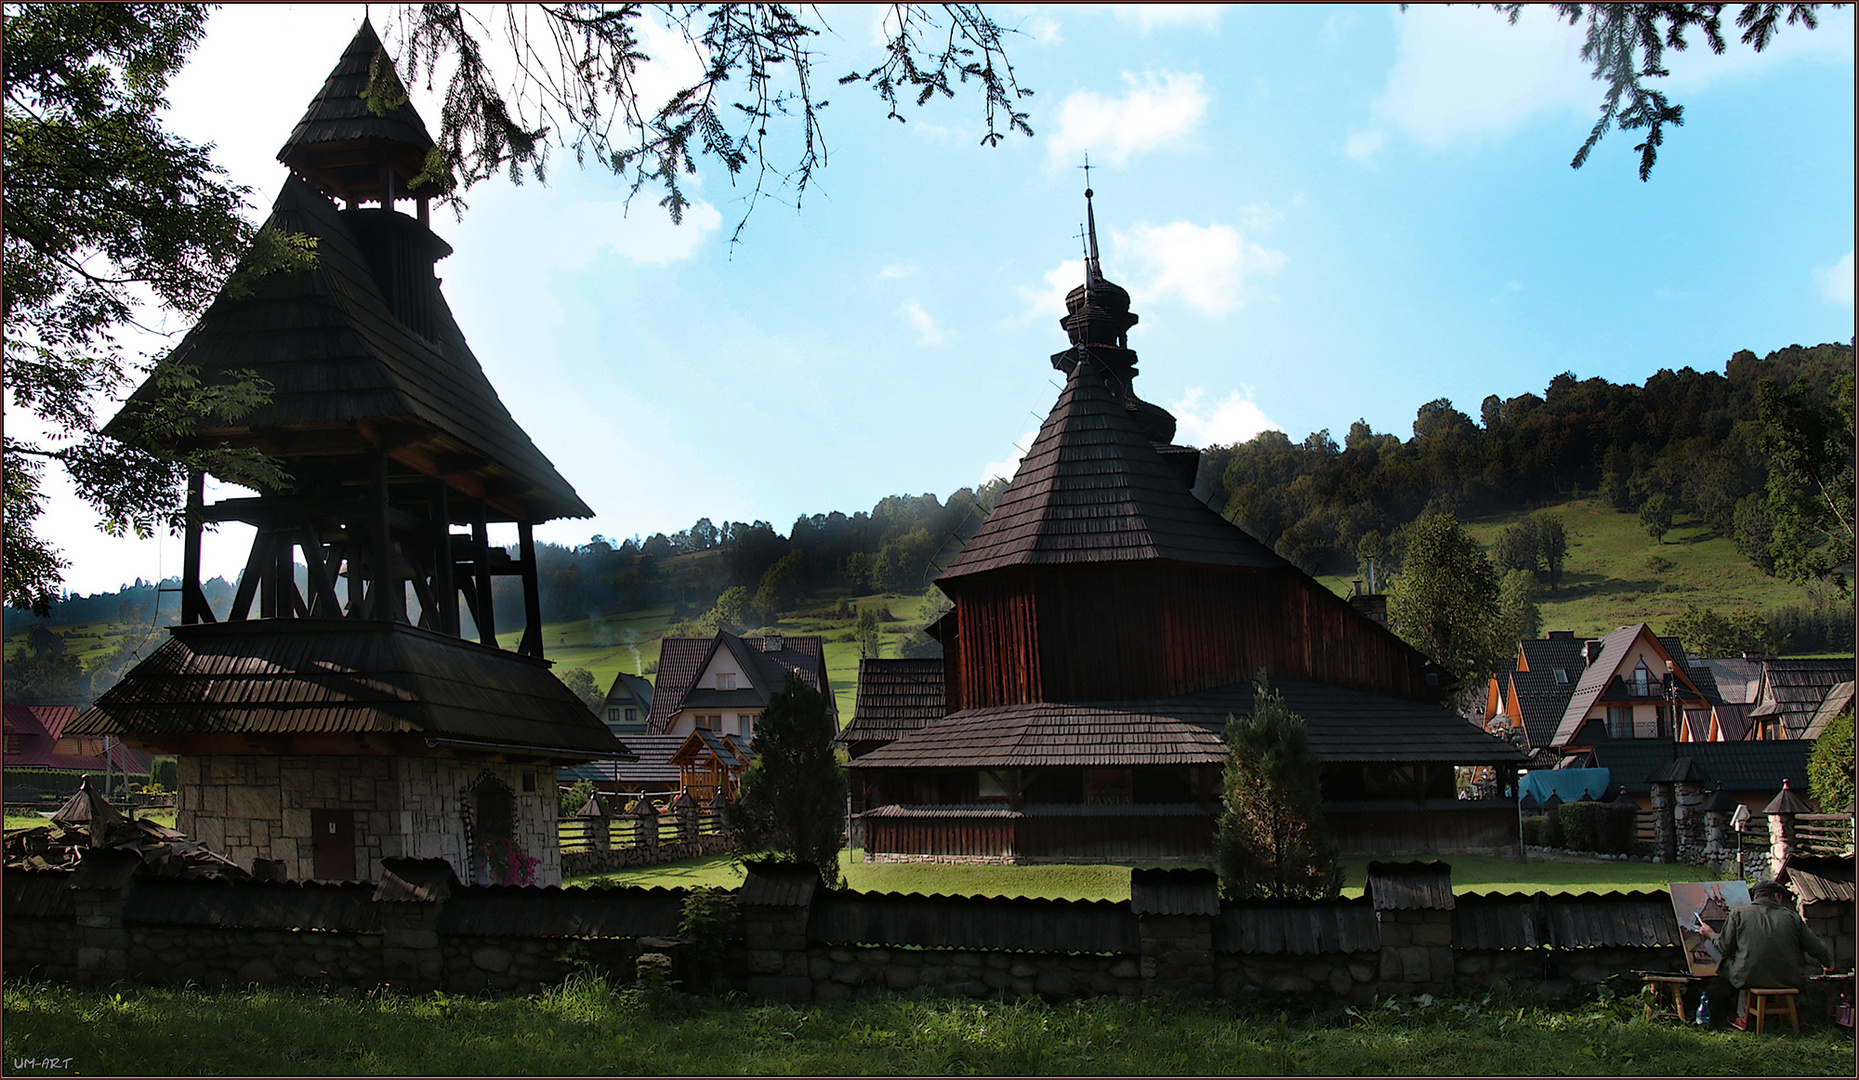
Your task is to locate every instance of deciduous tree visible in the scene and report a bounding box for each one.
[1756,373,1855,597]
[1807,707,1855,813]
[1387,512,1504,704]
[1217,674,1343,901]
[3,4,299,613]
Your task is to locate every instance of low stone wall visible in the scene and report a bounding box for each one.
[561,834,733,878]
[782,946,1139,1002]
[10,858,1839,1009]
[126,926,383,988]
[2,916,79,980]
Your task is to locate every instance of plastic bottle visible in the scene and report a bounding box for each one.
[1695,993,1711,1026]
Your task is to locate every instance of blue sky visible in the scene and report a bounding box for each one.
[25,3,1855,596]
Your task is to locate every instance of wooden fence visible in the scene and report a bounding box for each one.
[558,806,728,856]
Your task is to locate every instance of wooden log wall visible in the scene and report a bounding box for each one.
[946,564,1435,710]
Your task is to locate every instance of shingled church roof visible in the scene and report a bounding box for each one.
[852,677,1524,770]
[937,356,1286,580]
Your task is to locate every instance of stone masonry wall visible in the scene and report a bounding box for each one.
[175,756,560,886]
[124,926,384,988]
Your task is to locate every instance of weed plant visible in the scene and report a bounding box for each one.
[3,976,1849,1076]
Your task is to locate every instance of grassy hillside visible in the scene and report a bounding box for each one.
[1316,495,1838,640]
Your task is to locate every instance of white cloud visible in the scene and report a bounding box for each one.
[878,264,916,280]
[981,429,1040,485]
[1171,388,1279,448]
[1237,202,1283,232]
[1111,5,1223,33]
[1047,70,1210,168]
[1816,250,1855,306]
[1492,280,1523,303]
[1024,15,1063,45]
[896,298,948,345]
[1117,221,1287,316]
[1344,129,1388,161]
[1012,258,1087,326]
[1373,4,1590,148]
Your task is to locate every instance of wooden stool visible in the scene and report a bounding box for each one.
[1747,988,1799,1034]
[1641,974,1692,1022]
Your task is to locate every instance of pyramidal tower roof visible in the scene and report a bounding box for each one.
[278,18,451,204]
[940,189,1285,581]
[939,352,1286,580]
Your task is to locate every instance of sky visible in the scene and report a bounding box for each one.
[21,3,1856,597]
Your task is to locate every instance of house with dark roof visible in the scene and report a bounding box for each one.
[836,658,946,759]
[1484,627,1723,761]
[1572,738,1815,818]
[66,22,629,887]
[1545,624,1718,763]
[646,631,834,742]
[847,191,1523,863]
[558,734,685,797]
[1747,660,1855,740]
[598,672,654,735]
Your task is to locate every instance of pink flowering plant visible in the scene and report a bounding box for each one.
[474,836,540,886]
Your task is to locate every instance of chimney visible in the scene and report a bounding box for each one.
[1348,593,1388,627]
[1584,639,1604,666]
[1546,630,1574,640]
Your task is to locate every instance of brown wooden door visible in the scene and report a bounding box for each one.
[311,808,356,880]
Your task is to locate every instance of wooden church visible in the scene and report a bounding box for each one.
[844,190,1524,863]
[69,22,630,887]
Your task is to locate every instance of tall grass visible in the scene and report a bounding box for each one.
[2,977,1848,1076]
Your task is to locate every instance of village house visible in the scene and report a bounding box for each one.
[65,22,630,887]
[844,191,1524,864]
[645,630,834,741]
[1484,626,1721,763]
[597,672,654,735]
[2,704,151,786]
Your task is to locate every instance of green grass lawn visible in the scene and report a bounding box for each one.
[2,976,1848,1076]
[568,851,1731,900]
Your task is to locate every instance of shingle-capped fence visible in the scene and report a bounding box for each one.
[5,855,1850,1006]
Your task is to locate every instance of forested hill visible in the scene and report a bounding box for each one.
[8,341,1848,643]
[1201,342,1854,578]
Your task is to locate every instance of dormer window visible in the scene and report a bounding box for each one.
[716,673,737,690]
[1553,668,1569,684]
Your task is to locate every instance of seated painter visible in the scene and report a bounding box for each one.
[1696,879,1835,1029]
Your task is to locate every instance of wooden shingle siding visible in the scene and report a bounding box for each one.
[1212,900,1380,955]
[123,879,382,931]
[812,892,1138,954]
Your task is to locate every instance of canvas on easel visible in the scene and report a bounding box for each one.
[1669,880,1752,976]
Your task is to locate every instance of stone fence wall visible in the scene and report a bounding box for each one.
[6,854,1849,1009]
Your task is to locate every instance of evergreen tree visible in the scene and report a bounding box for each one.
[1217,674,1343,901]
[725,673,847,887]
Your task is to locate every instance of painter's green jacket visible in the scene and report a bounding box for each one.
[1718,898,1834,990]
